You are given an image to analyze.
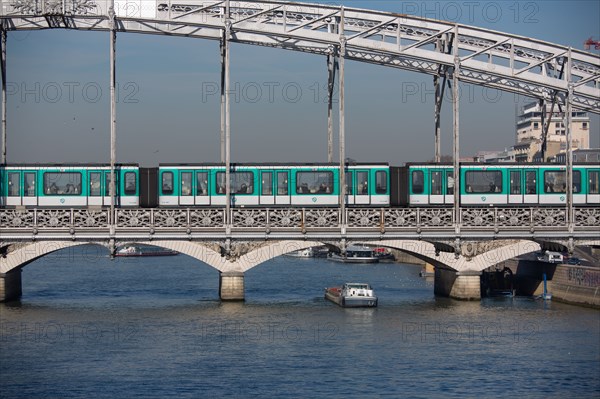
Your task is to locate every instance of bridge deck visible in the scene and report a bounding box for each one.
[1,207,598,241]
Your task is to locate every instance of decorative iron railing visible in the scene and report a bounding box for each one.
[1,207,598,233]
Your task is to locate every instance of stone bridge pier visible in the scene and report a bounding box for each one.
[3,238,588,302]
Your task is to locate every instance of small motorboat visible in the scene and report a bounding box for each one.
[373,247,395,261]
[115,245,179,257]
[324,283,378,308]
[328,245,379,264]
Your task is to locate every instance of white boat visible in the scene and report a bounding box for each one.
[284,246,329,258]
[328,245,379,263]
[284,248,316,258]
[115,245,178,257]
[325,283,378,307]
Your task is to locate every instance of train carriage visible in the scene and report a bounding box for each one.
[392,163,600,207]
[154,163,390,207]
[1,164,139,208]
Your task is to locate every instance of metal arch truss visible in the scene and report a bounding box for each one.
[1,0,599,113]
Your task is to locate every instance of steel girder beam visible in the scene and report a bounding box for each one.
[1,0,599,113]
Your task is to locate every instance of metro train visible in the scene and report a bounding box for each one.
[1,162,599,208]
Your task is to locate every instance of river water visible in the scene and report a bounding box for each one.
[1,245,599,398]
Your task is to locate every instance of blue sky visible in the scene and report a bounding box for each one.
[5,0,600,165]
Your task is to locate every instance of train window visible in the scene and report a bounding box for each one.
[510,171,521,194]
[574,172,581,193]
[44,172,82,196]
[105,173,119,196]
[196,172,208,196]
[445,171,454,195]
[431,171,442,195]
[215,172,254,194]
[345,173,353,195]
[357,172,368,195]
[180,172,192,196]
[296,171,333,194]
[262,172,273,195]
[162,172,174,195]
[24,173,36,197]
[277,172,288,195]
[124,172,137,196]
[90,173,101,196]
[8,172,20,196]
[544,171,581,193]
[412,171,424,194]
[465,171,502,193]
[590,171,599,194]
[526,171,536,194]
[376,171,387,194]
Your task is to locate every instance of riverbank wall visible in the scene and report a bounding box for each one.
[501,259,600,308]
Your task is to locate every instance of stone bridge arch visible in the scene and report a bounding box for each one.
[127,240,324,273]
[0,241,107,274]
[364,239,543,273]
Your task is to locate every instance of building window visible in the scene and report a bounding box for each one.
[582,122,588,129]
[533,122,539,129]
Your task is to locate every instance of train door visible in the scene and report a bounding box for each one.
[195,171,210,206]
[345,171,355,205]
[6,171,22,206]
[179,171,194,206]
[355,170,370,205]
[508,170,523,204]
[22,171,38,207]
[524,169,538,204]
[588,170,600,205]
[444,170,454,205]
[260,171,275,205]
[429,169,445,205]
[275,171,290,205]
[103,171,119,206]
[88,171,102,206]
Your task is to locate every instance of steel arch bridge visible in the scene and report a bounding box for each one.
[1,0,599,113]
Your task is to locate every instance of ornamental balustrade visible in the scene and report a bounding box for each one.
[1,207,598,233]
